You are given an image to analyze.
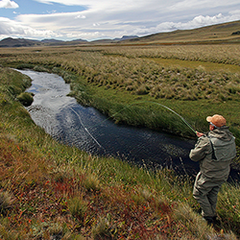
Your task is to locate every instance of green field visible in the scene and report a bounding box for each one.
[1,21,240,238]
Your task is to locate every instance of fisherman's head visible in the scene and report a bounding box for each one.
[206,114,226,130]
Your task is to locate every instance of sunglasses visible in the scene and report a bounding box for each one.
[209,122,219,128]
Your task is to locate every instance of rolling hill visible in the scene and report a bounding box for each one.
[124,20,240,44]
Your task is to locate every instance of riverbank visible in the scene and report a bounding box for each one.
[1,45,240,149]
[9,61,240,166]
[1,65,240,237]
[15,69,197,176]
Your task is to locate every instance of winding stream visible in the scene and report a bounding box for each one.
[18,69,236,178]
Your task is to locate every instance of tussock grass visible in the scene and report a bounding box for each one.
[92,216,115,240]
[0,191,14,215]
[68,196,88,223]
[82,173,101,192]
[1,45,240,143]
[102,44,240,66]
[174,202,213,239]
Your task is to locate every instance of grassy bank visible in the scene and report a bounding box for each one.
[0,56,240,237]
[1,45,240,155]
[1,45,240,144]
[1,64,240,238]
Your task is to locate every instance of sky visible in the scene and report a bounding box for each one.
[0,0,240,41]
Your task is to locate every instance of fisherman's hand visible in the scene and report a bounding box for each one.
[196,131,204,137]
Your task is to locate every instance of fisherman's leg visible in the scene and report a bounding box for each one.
[207,184,222,217]
[193,173,215,218]
[193,186,215,217]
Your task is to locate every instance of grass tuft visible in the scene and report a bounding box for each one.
[82,173,101,192]
[173,202,212,239]
[68,196,88,223]
[0,191,14,215]
[92,216,115,240]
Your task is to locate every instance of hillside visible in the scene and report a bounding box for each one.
[123,20,240,44]
[0,37,41,47]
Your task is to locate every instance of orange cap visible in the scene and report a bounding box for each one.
[206,114,226,128]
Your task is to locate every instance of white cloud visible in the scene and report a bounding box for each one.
[1,0,240,40]
[168,0,240,11]
[178,12,240,29]
[0,17,59,39]
[0,0,19,8]
[135,12,240,36]
[75,15,86,19]
[34,0,161,12]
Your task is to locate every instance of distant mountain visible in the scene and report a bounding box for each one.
[0,35,139,47]
[1,20,240,47]
[90,39,116,44]
[41,38,88,46]
[0,37,88,47]
[90,36,139,44]
[68,39,88,43]
[114,35,139,41]
[0,37,40,47]
[41,39,64,43]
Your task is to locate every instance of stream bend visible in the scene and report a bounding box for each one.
[18,69,240,180]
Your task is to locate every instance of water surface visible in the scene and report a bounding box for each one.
[19,69,201,175]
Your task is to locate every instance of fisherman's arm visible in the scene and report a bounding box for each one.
[189,135,210,162]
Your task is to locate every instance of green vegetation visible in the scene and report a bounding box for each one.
[16,92,33,106]
[0,40,240,238]
[1,44,240,144]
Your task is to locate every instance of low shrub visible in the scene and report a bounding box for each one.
[33,65,49,72]
[16,92,33,106]
[16,63,35,70]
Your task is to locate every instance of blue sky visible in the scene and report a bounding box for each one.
[1,0,86,19]
[0,0,240,41]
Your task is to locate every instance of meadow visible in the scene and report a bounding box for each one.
[1,44,240,143]
[0,43,240,239]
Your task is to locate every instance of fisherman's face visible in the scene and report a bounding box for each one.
[209,124,215,131]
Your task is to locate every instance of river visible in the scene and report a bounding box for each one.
[17,69,239,179]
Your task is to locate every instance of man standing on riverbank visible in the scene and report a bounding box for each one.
[189,114,236,224]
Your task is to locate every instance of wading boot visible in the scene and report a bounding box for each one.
[203,216,214,225]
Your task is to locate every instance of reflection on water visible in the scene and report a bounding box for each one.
[18,69,201,175]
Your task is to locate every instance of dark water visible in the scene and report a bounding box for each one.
[17,69,240,180]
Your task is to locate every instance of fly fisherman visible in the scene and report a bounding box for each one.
[189,114,236,225]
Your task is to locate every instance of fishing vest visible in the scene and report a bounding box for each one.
[208,136,236,161]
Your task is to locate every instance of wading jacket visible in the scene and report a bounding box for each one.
[189,126,236,181]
